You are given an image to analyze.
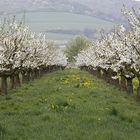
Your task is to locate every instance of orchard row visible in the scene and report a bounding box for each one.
[0,17,67,96]
[76,7,140,98]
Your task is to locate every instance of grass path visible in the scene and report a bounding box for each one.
[0,69,140,140]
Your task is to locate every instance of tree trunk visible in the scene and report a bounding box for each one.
[102,69,106,80]
[108,69,113,84]
[120,74,127,91]
[29,71,33,81]
[97,67,101,78]
[126,77,133,95]
[27,71,31,82]
[91,69,96,76]
[111,72,119,87]
[22,72,28,84]
[1,76,8,96]
[102,69,110,83]
[137,76,140,99]
[14,73,21,87]
[32,70,35,81]
[34,70,38,79]
[10,75,16,89]
[45,67,49,74]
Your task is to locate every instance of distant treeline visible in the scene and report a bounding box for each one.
[46,28,101,39]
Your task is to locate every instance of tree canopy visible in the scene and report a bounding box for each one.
[64,36,90,63]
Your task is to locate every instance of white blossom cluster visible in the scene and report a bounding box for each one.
[0,17,67,74]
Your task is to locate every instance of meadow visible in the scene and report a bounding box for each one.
[0,69,140,140]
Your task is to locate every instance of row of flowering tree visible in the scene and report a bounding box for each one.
[0,17,67,96]
[76,7,140,99]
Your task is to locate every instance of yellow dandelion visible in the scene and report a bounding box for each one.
[51,104,55,109]
[98,118,101,121]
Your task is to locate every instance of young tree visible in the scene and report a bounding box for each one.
[65,36,90,63]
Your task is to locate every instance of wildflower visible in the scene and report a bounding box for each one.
[98,118,101,121]
[51,104,55,109]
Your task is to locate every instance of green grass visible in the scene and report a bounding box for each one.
[0,12,115,40]
[0,69,140,140]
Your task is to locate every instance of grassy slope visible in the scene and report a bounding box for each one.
[0,69,140,140]
[25,12,115,30]
[0,12,115,40]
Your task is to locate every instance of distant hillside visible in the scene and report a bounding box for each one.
[0,0,140,23]
[73,0,140,22]
[5,12,115,40]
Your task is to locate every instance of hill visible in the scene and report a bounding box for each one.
[0,0,139,41]
[6,11,115,40]
[73,0,140,22]
[0,0,140,22]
